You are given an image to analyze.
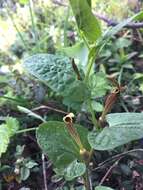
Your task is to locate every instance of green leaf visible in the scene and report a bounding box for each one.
[23,54,77,95]
[64,81,90,102]
[133,73,143,93]
[89,72,111,97]
[106,113,143,127]
[95,186,114,190]
[69,0,101,43]
[25,161,38,169]
[61,41,89,70]
[88,113,143,150]
[36,121,90,170]
[91,101,103,112]
[0,124,10,157]
[20,167,30,181]
[63,80,90,111]
[23,54,90,111]
[115,37,131,49]
[133,73,143,80]
[0,117,19,157]
[5,117,19,136]
[63,98,82,111]
[139,83,143,93]
[64,160,86,181]
[18,106,45,122]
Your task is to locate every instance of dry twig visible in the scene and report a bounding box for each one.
[99,158,121,186]
[93,149,143,171]
[32,105,68,115]
[42,153,48,190]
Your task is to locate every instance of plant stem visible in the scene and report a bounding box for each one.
[83,167,92,190]
[84,42,106,83]
[88,100,100,130]
[42,154,48,190]
[84,59,92,82]
[118,66,124,85]
[84,55,95,83]
[81,32,90,50]
[64,6,70,47]
[120,97,129,112]
[29,0,37,42]
[16,127,37,134]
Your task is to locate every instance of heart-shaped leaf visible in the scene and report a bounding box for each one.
[23,54,77,95]
[23,54,90,111]
[69,0,101,43]
[88,113,143,150]
[36,121,90,169]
